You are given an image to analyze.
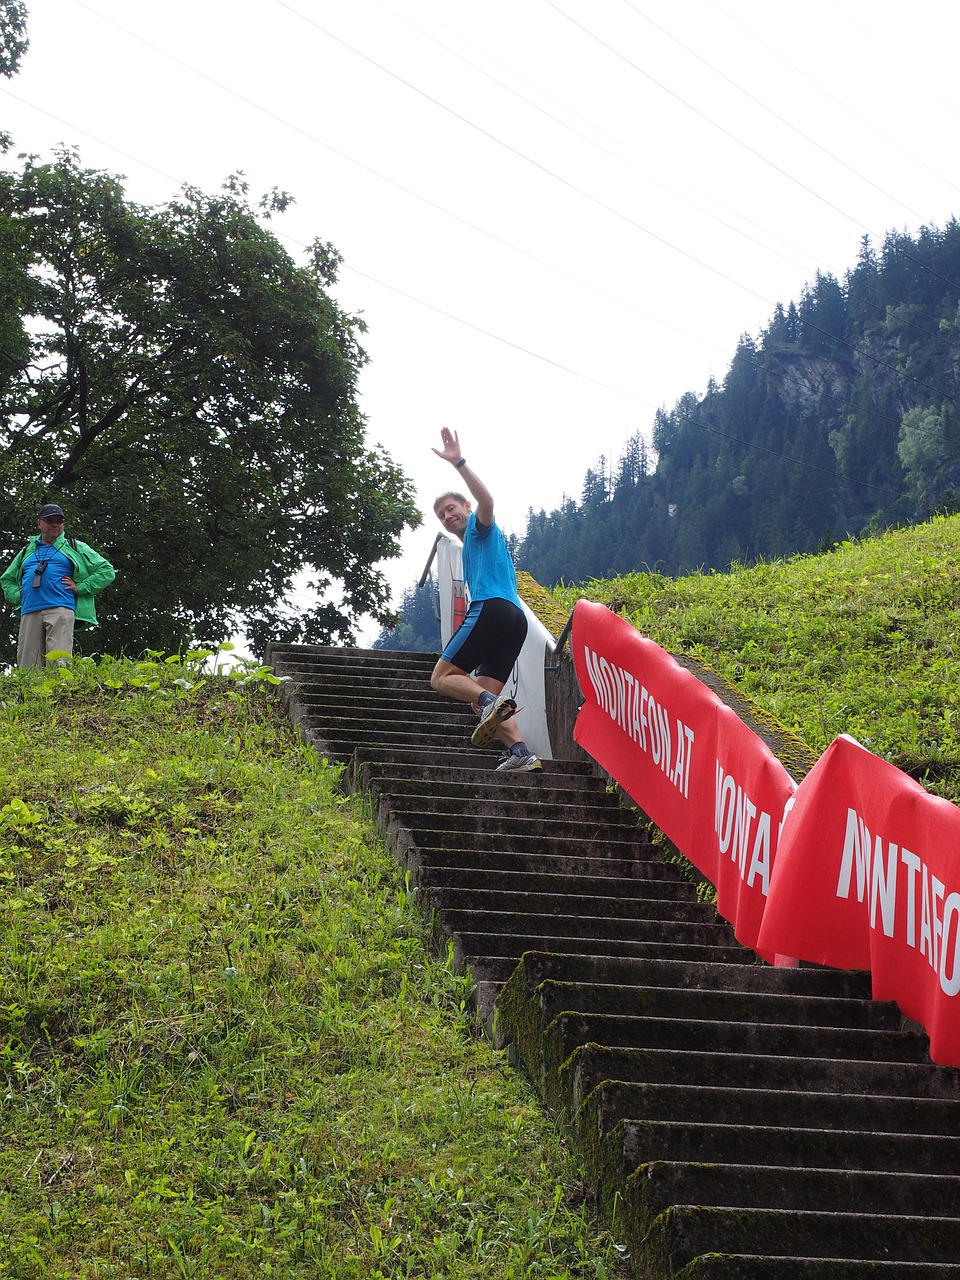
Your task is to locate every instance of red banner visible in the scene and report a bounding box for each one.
[758,734,960,1066]
[571,601,797,957]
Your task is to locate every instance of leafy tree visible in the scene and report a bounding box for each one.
[0,150,420,656]
[797,271,848,355]
[898,405,946,511]
[519,218,960,590]
[0,0,27,82]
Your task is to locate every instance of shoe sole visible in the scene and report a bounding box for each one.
[470,697,517,748]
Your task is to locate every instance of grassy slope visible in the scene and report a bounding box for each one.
[552,512,960,802]
[0,656,628,1280]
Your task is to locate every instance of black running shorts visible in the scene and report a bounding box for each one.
[440,597,527,684]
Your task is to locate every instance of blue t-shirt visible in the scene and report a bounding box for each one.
[462,513,521,606]
[19,542,76,616]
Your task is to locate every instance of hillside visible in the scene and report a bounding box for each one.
[551,512,960,803]
[521,220,960,586]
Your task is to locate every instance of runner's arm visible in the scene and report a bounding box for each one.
[432,428,495,527]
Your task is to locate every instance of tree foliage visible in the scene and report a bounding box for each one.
[519,220,960,586]
[0,0,27,80]
[372,580,440,653]
[0,150,420,656]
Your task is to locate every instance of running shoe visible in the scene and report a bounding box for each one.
[495,750,542,773]
[470,692,517,747]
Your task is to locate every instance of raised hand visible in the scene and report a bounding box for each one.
[431,427,462,464]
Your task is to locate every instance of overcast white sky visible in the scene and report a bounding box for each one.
[4,0,960,641]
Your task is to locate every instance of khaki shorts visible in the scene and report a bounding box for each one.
[17,606,75,669]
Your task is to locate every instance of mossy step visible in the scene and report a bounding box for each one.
[643,1203,960,1272]
[499,950,874,1000]
[565,1044,960,1114]
[392,839,681,886]
[385,794,647,829]
[512,977,899,1039]
[626,1158,960,1228]
[403,847,684,882]
[351,747,537,774]
[674,1253,960,1278]
[354,761,602,791]
[296,694,470,721]
[452,931,748,969]
[386,814,660,855]
[299,719,474,746]
[275,663,439,685]
[267,643,435,668]
[399,829,688,861]
[610,1117,960,1181]
[547,1010,932,1067]
[288,672,450,692]
[437,908,738,950]
[497,977,901,1099]
[416,865,696,903]
[421,886,721,928]
[585,1079,960,1142]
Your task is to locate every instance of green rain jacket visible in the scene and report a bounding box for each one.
[1,535,116,628]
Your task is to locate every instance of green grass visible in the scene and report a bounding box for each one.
[552,512,960,801]
[0,654,629,1279]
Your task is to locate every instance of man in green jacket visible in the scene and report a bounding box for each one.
[1,503,116,669]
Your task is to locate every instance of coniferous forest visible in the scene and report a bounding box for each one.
[518,221,960,586]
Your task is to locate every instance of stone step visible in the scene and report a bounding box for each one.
[416,864,699,902]
[268,642,436,669]
[299,719,482,751]
[585,1079,960,1139]
[404,846,687,883]
[421,886,725,929]
[351,747,522,774]
[516,976,898,1034]
[298,695,472,727]
[566,1044,960,1109]
[546,1010,933,1066]
[437,908,740,951]
[351,752,597,785]
[386,793,648,830]
[292,683,460,708]
[403,828,688,860]
[267,640,960,1277]
[386,814,660,855]
[610,1117,960,1178]
[451,931,751,969]
[670,1258,960,1279]
[503,948,873,999]
[354,759,603,791]
[630,1158,960,1224]
[644,1204,960,1271]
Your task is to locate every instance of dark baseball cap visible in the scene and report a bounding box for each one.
[38,503,65,520]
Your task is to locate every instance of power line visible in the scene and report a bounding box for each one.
[621,0,930,225]
[12,0,960,488]
[708,0,960,203]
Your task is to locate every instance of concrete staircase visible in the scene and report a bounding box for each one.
[265,641,960,1279]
